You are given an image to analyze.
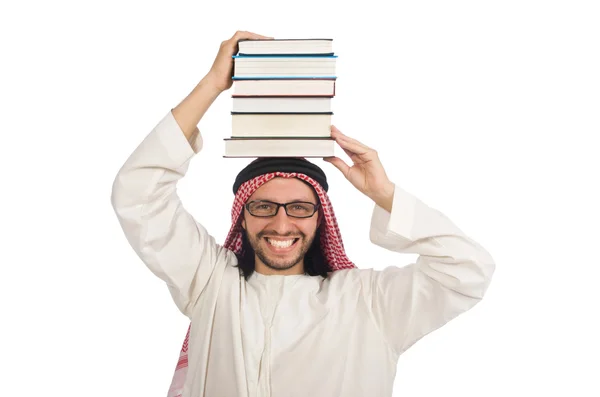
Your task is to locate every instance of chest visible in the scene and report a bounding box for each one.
[239,278,363,357]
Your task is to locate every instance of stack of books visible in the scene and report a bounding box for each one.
[223,38,337,158]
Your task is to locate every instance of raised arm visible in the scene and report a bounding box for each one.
[361,185,495,355]
[111,106,222,318]
[323,125,495,356]
[110,31,272,318]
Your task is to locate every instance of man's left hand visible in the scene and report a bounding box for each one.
[323,126,395,212]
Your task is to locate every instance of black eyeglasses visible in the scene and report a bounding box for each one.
[245,200,320,218]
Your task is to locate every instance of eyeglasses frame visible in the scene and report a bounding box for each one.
[244,199,321,219]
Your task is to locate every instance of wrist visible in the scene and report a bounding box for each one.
[201,72,227,95]
[372,182,395,213]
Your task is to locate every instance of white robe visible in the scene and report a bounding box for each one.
[111,110,496,397]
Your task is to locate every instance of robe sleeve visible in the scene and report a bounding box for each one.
[359,184,496,355]
[110,109,231,318]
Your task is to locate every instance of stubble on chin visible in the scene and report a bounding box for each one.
[250,233,315,271]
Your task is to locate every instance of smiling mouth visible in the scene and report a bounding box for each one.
[264,237,300,249]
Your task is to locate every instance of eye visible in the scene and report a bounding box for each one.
[249,202,277,213]
[289,203,313,213]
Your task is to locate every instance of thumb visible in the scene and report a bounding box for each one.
[323,156,350,177]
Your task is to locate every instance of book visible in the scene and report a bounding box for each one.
[232,78,336,97]
[232,97,332,113]
[232,55,337,78]
[237,38,333,55]
[224,138,335,158]
[231,113,332,138]
[224,38,339,158]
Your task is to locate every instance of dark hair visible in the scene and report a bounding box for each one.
[234,225,331,280]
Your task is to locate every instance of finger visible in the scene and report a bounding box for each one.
[232,30,274,41]
[336,133,371,151]
[329,129,358,158]
[331,125,371,151]
[333,134,370,156]
[337,144,358,161]
[323,156,351,176]
[330,125,345,136]
[330,131,362,158]
[251,32,275,39]
[244,32,274,40]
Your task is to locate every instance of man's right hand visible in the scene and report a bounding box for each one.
[172,31,272,141]
[206,31,274,92]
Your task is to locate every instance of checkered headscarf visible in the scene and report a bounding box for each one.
[166,161,355,397]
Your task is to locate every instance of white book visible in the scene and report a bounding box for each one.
[238,38,333,55]
[231,113,332,138]
[224,138,335,158]
[232,78,336,96]
[233,55,336,77]
[232,97,332,113]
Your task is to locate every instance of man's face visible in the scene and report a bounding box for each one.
[241,177,320,275]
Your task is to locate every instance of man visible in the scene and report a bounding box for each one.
[111,31,495,397]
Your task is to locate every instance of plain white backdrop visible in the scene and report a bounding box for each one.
[1,0,599,395]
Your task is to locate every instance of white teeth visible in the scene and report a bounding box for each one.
[267,238,295,248]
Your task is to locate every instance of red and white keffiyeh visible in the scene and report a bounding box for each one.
[166,171,355,397]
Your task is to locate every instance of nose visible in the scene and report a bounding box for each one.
[270,206,295,234]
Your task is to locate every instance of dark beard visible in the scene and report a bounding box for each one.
[249,230,316,272]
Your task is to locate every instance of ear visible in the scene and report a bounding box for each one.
[241,211,246,230]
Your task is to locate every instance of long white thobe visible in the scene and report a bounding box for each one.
[111,110,495,397]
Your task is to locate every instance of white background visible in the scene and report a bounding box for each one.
[1,0,599,395]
